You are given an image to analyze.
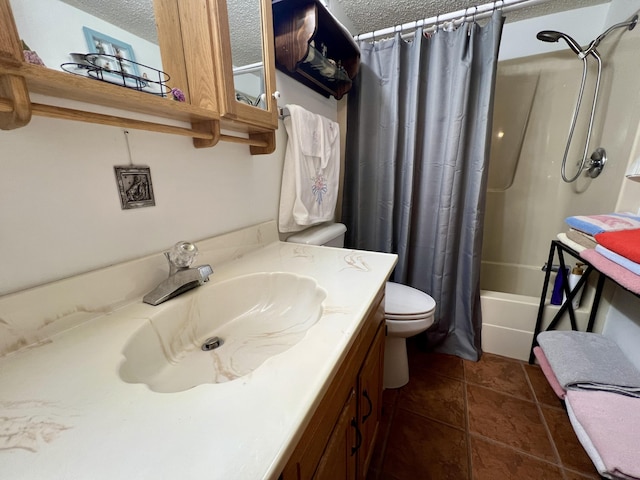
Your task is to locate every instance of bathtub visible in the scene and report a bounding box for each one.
[480,260,592,361]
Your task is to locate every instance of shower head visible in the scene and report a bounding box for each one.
[536,30,584,56]
[536,31,562,42]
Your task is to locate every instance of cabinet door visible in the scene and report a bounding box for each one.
[313,388,358,480]
[208,0,278,130]
[357,323,385,478]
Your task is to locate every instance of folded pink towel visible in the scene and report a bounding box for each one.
[566,390,640,480]
[596,245,640,275]
[595,228,640,263]
[580,249,640,295]
[533,346,566,399]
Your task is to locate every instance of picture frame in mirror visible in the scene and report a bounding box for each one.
[83,26,140,77]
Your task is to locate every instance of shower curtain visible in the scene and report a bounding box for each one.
[342,12,504,361]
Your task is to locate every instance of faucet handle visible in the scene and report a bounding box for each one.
[198,265,214,283]
[168,241,198,268]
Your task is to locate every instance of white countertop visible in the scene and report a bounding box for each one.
[0,240,396,479]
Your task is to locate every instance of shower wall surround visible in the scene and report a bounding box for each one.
[483,13,640,278]
[480,0,640,359]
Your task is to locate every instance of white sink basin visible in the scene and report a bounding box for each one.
[119,272,326,393]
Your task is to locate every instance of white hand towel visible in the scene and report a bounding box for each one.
[279,104,340,233]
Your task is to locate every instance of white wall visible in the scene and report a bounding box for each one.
[499,3,610,61]
[0,1,337,296]
[11,0,163,74]
[611,0,640,214]
[605,0,640,23]
[325,0,358,35]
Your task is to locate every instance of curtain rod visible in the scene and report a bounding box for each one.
[355,0,553,42]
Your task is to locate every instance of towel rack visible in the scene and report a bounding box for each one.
[529,240,606,363]
[279,106,290,118]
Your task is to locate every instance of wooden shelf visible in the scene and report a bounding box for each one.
[0,62,275,148]
[0,61,218,123]
[272,0,360,100]
[0,0,277,151]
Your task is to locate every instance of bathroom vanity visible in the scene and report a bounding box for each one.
[0,222,397,479]
[280,288,385,479]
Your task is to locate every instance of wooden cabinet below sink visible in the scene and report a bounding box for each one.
[280,288,385,479]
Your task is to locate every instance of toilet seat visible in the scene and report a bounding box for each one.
[386,316,435,336]
[386,311,435,321]
[385,282,436,317]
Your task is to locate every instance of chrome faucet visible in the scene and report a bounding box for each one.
[143,241,213,306]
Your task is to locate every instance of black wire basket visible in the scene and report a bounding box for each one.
[61,53,171,97]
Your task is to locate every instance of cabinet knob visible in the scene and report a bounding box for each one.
[272,91,281,100]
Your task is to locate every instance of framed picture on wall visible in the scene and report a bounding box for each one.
[82,26,140,77]
[114,166,155,210]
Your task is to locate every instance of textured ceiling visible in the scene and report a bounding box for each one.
[227,0,264,67]
[334,0,610,35]
[60,0,611,65]
[60,0,158,43]
[60,0,263,65]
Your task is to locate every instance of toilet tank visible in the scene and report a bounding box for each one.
[285,223,347,247]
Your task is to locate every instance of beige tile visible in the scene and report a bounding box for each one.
[524,363,563,407]
[464,353,534,400]
[383,408,469,480]
[377,351,593,479]
[467,384,555,462]
[471,435,563,480]
[399,372,466,428]
[407,341,465,381]
[541,406,600,476]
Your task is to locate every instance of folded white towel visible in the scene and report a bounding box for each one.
[557,232,586,253]
[279,104,340,233]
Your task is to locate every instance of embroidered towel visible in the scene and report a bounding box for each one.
[565,213,640,236]
[595,228,640,264]
[279,105,340,233]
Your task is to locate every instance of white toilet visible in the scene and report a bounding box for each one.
[383,281,435,388]
[286,223,437,389]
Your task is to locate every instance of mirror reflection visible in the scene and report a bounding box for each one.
[10,0,167,96]
[227,0,267,110]
[11,0,269,108]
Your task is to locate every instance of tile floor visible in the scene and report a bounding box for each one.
[367,341,601,480]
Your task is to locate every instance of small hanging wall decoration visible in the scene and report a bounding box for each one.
[114,130,155,210]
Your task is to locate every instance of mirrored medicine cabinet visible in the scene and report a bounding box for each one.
[0,0,278,153]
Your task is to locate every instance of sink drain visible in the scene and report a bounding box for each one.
[201,336,223,351]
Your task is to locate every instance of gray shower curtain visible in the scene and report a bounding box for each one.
[342,12,504,361]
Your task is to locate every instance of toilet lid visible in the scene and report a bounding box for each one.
[385,282,436,316]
